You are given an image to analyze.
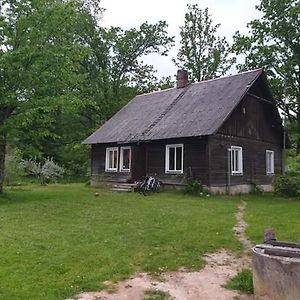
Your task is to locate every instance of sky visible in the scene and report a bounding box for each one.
[100,0,261,79]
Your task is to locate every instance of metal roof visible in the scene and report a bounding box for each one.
[84,69,263,144]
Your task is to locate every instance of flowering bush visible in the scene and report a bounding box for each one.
[22,157,64,184]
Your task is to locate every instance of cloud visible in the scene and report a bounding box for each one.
[100,0,261,78]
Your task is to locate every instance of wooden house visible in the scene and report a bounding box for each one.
[84,69,284,194]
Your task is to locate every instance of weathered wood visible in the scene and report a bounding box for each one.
[89,72,283,188]
[218,94,282,144]
[209,133,282,186]
[264,229,277,243]
[268,241,300,249]
[264,249,300,259]
[131,145,146,181]
[145,137,208,185]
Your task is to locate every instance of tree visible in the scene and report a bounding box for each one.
[81,21,174,124]
[233,0,300,152]
[173,4,235,82]
[0,0,93,192]
[0,1,175,185]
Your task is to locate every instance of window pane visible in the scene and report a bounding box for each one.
[122,149,130,169]
[169,147,175,170]
[266,151,273,173]
[235,150,239,172]
[231,150,236,172]
[113,150,118,168]
[109,151,113,168]
[231,148,242,173]
[176,147,182,170]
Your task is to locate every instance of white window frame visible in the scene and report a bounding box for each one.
[266,150,275,175]
[120,146,131,172]
[165,144,184,174]
[231,146,243,175]
[105,147,118,172]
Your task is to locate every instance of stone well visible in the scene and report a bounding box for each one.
[252,242,300,300]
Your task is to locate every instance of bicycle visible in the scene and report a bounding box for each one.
[135,175,162,196]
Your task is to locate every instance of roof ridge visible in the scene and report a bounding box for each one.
[136,68,263,98]
[190,68,263,86]
[136,86,175,97]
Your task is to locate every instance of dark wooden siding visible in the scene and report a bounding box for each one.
[218,95,282,145]
[91,143,131,182]
[211,93,283,187]
[209,134,282,186]
[91,144,106,175]
[145,137,208,185]
[131,145,146,181]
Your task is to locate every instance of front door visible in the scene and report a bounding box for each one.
[131,145,146,182]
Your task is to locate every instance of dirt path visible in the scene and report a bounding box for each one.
[233,200,253,253]
[69,201,253,300]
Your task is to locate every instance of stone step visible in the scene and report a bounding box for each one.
[113,184,135,188]
[111,187,132,192]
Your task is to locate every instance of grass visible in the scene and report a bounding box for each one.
[2,185,299,300]
[143,289,170,300]
[224,269,253,294]
[0,184,240,300]
[244,194,300,244]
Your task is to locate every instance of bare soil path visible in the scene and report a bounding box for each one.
[233,200,253,253]
[69,200,253,300]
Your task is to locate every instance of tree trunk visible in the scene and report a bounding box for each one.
[297,95,300,155]
[0,132,6,194]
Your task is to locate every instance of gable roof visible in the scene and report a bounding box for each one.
[84,69,265,144]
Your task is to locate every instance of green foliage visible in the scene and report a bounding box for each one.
[174,5,235,82]
[224,269,253,294]
[0,0,94,192]
[233,0,300,152]
[22,157,64,184]
[287,155,300,173]
[273,172,300,198]
[0,184,240,299]
[184,175,203,195]
[143,289,170,300]
[4,148,25,186]
[0,1,175,193]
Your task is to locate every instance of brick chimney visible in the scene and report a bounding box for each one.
[176,69,189,88]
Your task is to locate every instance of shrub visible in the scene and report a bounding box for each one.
[287,155,300,173]
[273,172,300,198]
[184,174,203,195]
[22,157,64,184]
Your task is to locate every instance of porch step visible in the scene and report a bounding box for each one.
[110,183,136,192]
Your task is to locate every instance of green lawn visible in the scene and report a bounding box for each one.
[0,184,241,300]
[1,185,299,300]
[244,194,300,244]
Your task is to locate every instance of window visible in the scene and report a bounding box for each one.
[231,146,243,175]
[120,146,131,172]
[165,144,183,173]
[105,147,118,172]
[266,150,274,174]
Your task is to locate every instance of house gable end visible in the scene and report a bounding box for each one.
[217,74,283,145]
